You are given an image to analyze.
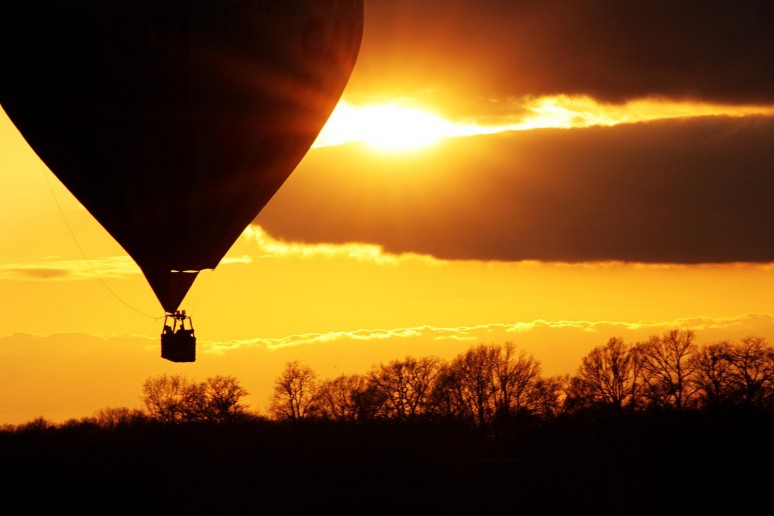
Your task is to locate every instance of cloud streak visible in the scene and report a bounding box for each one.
[242,225,444,266]
[203,314,774,354]
[0,255,141,281]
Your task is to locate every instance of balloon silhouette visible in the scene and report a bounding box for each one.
[0,1,364,314]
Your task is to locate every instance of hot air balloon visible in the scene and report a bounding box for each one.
[0,1,364,361]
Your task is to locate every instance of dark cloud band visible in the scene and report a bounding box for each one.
[259,115,774,263]
[350,0,774,106]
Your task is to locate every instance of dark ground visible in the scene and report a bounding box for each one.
[2,413,771,514]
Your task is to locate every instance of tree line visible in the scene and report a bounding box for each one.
[3,329,773,513]
[268,329,774,430]
[5,328,773,434]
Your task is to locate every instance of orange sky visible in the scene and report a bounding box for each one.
[2,1,774,424]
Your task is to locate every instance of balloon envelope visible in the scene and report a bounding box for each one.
[0,0,363,313]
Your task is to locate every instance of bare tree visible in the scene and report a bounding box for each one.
[14,417,55,433]
[368,356,444,420]
[317,374,359,421]
[575,337,641,412]
[494,341,541,417]
[141,374,250,423]
[564,375,598,413]
[636,329,699,411]
[432,342,541,430]
[531,374,572,419]
[202,375,250,423]
[725,336,774,411]
[434,345,499,428]
[350,383,390,422]
[269,360,320,422]
[691,340,738,410]
[92,407,147,428]
[317,374,386,422]
[141,374,205,423]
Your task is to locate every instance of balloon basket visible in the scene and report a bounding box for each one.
[161,332,196,363]
[160,311,196,363]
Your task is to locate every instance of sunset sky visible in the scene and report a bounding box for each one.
[2,0,774,425]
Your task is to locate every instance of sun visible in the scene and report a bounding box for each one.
[313,101,454,151]
[313,96,774,153]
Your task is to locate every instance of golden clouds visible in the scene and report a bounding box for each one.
[314,96,774,150]
[242,224,443,266]
[202,314,774,354]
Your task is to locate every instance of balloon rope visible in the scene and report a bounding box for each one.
[185,268,214,318]
[40,164,162,321]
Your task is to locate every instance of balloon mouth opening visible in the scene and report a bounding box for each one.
[140,268,201,314]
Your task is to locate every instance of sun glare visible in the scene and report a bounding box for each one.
[314,102,453,151]
[313,96,774,152]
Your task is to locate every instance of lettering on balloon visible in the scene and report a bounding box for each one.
[297,9,362,114]
[302,16,361,68]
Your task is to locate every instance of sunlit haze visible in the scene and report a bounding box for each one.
[2,1,774,426]
[314,96,774,150]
